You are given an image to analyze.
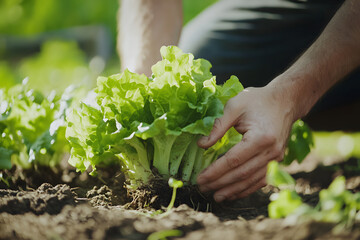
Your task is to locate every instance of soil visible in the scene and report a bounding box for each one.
[1,158,360,240]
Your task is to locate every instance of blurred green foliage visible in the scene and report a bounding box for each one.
[0,41,98,94]
[0,0,217,37]
[0,0,218,94]
[0,0,119,93]
[0,82,78,170]
[19,41,97,94]
[0,0,119,37]
[0,62,17,89]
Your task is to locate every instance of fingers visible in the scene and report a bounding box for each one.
[197,132,274,185]
[197,94,243,149]
[194,86,291,202]
[197,130,284,202]
[198,153,269,193]
[197,140,256,185]
[212,168,267,202]
[228,176,267,200]
[198,116,234,149]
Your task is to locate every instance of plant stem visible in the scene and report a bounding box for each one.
[180,137,200,182]
[167,186,178,211]
[152,135,177,177]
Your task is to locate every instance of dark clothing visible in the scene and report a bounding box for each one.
[178,0,360,115]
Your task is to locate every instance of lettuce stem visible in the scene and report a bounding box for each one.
[190,147,208,184]
[169,133,193,176]
[152,135,177,177]
[180,136,201,182]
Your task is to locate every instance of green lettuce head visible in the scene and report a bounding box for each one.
[66,46,243,188]
[66,46,312,189]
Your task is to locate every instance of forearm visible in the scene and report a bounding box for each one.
[118,0,183,75]
[269,0,360,120]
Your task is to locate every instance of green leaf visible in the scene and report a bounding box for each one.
[283,120,314,165]
[266,161,296,189]
[216,75,244,104]
[147,229,182,240]
[268,189,303,218]
[65,103,107,172]
[168,177,183,189]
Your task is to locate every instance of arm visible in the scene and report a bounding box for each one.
[272,0,360,121]
[117,0,183,76]
[196,0,360,202]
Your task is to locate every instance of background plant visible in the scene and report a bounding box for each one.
[267,161,360,230]
[0,81,77,170]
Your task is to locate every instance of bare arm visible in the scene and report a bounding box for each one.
[118,0,183,76]
[196,0,360,202]
[272,0,360,120]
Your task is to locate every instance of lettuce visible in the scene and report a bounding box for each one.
[0,80,74,170]
[66,46,243,187]
[66,46,313,189]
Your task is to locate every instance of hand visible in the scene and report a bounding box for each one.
[197,85,297,202]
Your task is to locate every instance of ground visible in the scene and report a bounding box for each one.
[1,156,359,240]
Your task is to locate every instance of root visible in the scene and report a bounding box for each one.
[123,177,215,212]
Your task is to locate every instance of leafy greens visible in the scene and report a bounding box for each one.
[0,79,74,170]
[66,46,313,189]
[66,46,243,187]
[267,161,360,230]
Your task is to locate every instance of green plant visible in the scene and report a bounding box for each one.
[267,161,301,218]
[167,178,184,211]
[0,80,75,170]
[66,46,244,188]
[283,120,314,165]
[147,229,182,240]
[267,161,360,230]
[312,176,360,229]
[66,46,313,191]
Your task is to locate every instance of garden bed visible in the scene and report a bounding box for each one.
[1,158,359,240]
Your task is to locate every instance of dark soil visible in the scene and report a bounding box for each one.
[1,159,360,240]
[0,183,75,215]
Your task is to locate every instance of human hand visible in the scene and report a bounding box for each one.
[197,85,297,202]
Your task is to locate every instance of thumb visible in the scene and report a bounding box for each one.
[197,113,234,148]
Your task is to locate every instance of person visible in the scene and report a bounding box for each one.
[117,0,360,203]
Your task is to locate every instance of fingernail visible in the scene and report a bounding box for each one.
[214,195,226,203]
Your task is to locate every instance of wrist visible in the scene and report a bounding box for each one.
[267,72,317,121]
